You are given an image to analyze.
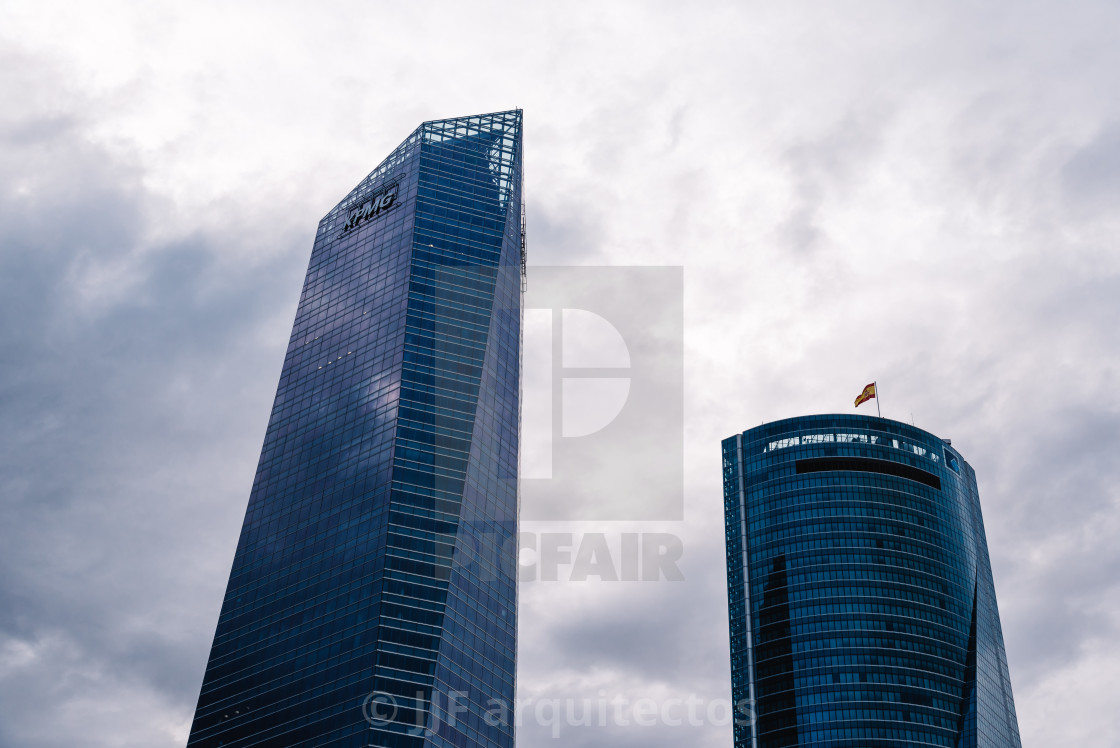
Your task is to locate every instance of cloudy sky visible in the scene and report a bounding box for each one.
[2,1,1119,746]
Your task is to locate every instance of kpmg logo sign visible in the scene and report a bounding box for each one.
[342,181,399,233]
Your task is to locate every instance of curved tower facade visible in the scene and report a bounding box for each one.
[722,415,1021,748]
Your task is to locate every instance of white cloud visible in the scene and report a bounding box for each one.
[1,2,1118,746]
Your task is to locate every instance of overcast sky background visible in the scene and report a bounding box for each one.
[1,1,1119,746]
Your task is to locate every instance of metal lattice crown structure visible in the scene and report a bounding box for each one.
[323,110,523,233]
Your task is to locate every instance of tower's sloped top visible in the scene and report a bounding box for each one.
[421,109,522,210]
[322,109,522,229]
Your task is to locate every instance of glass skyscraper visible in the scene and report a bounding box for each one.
[723,415,1021,748]
[188,110,524,748]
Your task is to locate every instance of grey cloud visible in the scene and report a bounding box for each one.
[526,534,728,685]
[525,203,604,265]
[779,110,889,253]
[2,3,1120,747]
[0,53,308,748]
[1063,122,1120,205]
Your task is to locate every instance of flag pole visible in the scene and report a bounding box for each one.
[876,381,881,418]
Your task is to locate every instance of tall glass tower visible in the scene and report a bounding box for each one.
[187,110,524,748]
[723,415,1021,748]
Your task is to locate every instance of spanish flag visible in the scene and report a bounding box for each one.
[854,382,876,408]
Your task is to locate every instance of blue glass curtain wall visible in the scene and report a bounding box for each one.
[187,110,522,748]
[723,415,1021,748]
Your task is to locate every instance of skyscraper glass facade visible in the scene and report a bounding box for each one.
[723,415,1021,748]
[188,110,523,748]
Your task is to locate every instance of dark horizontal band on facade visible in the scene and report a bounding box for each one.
[795,456,942,490]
